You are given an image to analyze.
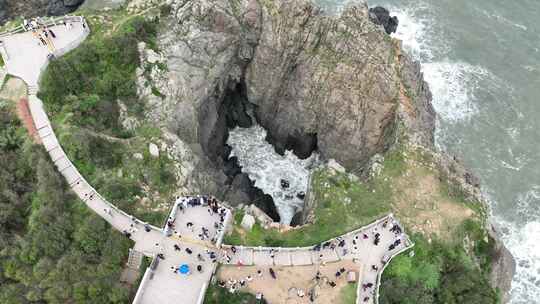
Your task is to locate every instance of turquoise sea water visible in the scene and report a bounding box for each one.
[320,0,540,302]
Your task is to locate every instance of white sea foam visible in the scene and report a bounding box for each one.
[383,2,539,302]
[495,216,540,303]
[387,4,488,123]
[388,3,435,61]
[227,125,319,224]
[422,61,490,122]
[479,9,528,31]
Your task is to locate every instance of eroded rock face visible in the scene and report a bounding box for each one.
[0,0,85,25]
[488,225,516,303]
[397,48,436,147]
[246,1,400,170]
[161,0,406,171]
[154,0,431,204]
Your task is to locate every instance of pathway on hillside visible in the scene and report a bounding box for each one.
[0,17,413,304]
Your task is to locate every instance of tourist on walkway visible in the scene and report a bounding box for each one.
[269,268,277,279]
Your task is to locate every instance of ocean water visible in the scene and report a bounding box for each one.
[318,0,540,302]
[227,125,319,224]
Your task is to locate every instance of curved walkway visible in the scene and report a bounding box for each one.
[0,17,413,304]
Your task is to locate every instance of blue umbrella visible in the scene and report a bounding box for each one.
[179,264,190,275]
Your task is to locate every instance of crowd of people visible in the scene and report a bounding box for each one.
[153,194,407,303]
[167,195,229,244]
[218,264,360,303]
[22,17,59,53]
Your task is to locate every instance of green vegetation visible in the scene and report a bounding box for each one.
[204,283,265,304]
[39,16,159,134]
[0,105,133,303]
[0,54,5,67]
[339,283,357,304]
[379,230,498,304]
[38,14,176,226]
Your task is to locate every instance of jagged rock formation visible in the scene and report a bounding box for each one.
[368,6,399,35]
[0,0,85,25]
[157,0,424,172]
[143,0,432,215]
[246,1,400,169]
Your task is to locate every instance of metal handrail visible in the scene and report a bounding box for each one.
[0,15,85,38]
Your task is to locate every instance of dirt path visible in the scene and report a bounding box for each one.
[217,260,361,304]
[0,77,40,143]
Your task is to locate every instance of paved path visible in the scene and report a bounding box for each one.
[0,17,413,304]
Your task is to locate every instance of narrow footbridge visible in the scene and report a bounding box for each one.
[0,17,413,304]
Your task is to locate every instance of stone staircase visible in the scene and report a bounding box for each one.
[121,248,144,285]
[127,248,144,270]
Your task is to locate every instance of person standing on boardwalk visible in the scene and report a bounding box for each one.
[48,29,56,39]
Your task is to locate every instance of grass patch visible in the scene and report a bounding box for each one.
[339,283,357,304]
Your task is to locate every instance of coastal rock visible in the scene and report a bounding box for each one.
[327,159,346,174]
[149,143,159,158]
[240,213,256,231]
[368,6,399,35]
[397,47,436,147]
[0,1,8,24]
[432,149,516,300]
[488,225,516,303]
[246,0,400,170]
[246,204,274,227]
[156,0,449,223]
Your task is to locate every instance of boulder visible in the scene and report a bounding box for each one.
[247,204,275,227]
[328,159,346,174]
[368,6,399,35]
[240,213,256,231]
[133,153,144,160]
[149,143,159,158]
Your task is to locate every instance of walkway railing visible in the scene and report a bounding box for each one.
[132,255,157,304]
[373,217,414,304]
[0,15,87,38]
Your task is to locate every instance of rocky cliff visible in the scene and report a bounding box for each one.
[0,0,85,25]
[138,0,513,297]
[156,0,433,172]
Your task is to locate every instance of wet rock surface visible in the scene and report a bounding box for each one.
[368,6,399,35]
[489,225,516,303]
